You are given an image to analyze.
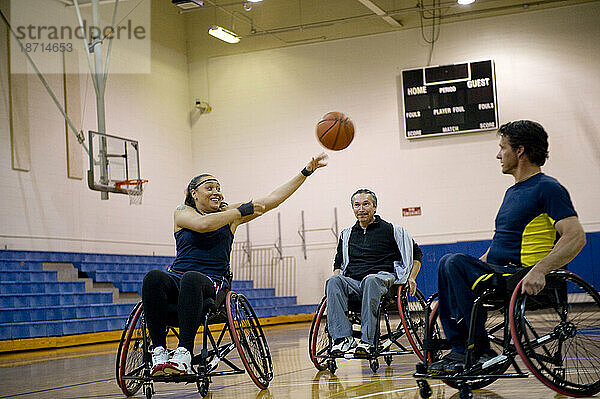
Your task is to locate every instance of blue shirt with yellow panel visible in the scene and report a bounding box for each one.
[487,173,577,268]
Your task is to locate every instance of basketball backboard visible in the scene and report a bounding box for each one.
[87,130,142,197]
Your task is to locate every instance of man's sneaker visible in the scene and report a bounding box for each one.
[163,347,192,375]
[330,337,357,356]
[150,346,169,376]
[354,341,374,358]
[427,351,465,375]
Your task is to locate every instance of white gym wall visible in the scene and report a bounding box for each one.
[187,3,600,303]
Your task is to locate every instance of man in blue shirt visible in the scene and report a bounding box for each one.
[429,120,586,374]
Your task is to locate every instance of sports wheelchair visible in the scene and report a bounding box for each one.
[414,269,600,399]
[308,283,430,373]
[115,280,273,398]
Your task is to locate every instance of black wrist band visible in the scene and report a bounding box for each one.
[301,167,313,177]
[237,201,254,217]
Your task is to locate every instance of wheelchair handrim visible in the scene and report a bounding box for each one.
[509,271,600,397]
[226,291,272,389]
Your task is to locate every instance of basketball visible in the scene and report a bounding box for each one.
[315,112,354,151]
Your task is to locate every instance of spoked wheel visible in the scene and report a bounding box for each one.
[227,291,274,389]
[510,270,600,397]
[428,301,509,390]
[398,285,429,361]
[309,297,330,371]
[116,301,150,397]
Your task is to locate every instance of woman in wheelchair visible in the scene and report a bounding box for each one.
[142,153,328,376]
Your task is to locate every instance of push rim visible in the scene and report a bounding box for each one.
[226,291,273,389]
[509,271,600,397]
[398,285,429,361]
[309,297,329,370]
[117,302,147,396]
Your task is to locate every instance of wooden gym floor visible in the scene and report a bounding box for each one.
[0,321,598,399]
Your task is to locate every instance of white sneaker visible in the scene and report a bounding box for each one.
[151,346,169,376]
[164,346,192,375]
[331,337,357,356]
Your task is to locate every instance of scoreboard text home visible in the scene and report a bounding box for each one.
[401,60,498,139]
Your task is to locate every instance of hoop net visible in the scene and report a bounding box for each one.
[115,179,148,205]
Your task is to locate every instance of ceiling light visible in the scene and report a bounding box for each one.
[208,26,241,43]
[247,0,263,2]
[457,0,475,4]
[172,0,204,10]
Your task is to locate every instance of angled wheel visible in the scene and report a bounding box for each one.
[227,291,273,389]
[398,285,429,361]
[510,270,600,397]
[116,301,150,397]
[309,297,330,371]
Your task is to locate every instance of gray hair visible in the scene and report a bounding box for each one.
[350,189,377,207]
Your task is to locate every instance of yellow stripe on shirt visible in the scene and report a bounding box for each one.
[521,213,556,267]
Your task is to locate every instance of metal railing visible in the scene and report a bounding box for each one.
[230,242,296,297]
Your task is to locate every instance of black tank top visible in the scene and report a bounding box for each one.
[170,223,234,281]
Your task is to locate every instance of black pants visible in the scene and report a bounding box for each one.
[142,270,216,353]
[437,253,522,354]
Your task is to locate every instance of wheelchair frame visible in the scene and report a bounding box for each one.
[414,270,600,399]
[115,289,273,398]
[308,283,430,373]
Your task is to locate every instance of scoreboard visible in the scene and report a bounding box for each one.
[401,60,498,139]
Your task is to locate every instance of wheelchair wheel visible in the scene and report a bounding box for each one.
[398,285,429,361]
[227,291,273,389]
[116,301,149,397]
[308,297,330,371]
[510,270,600,397]
[428,301,509,390]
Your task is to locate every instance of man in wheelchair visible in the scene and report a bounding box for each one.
[428,120,586,376]
[325,188,423,357]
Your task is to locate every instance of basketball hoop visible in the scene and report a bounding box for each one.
[115,179,148,205]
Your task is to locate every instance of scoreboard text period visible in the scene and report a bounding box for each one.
[401,60,498,139]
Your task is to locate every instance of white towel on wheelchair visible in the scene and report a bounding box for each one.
[340,223,414,284]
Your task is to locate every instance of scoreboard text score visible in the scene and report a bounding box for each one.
[401,60,498,139]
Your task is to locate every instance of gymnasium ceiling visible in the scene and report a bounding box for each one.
[173,0,596,58]
[55,0,597,58]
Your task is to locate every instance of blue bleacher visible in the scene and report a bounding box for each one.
[0,261,44,271]
[1,316,128,340]
[0,249,175,264]
[0,303,134,323]
[0,281,86,294]
[0,292,114,308]
[0,271,57,282]
[0,249,317,341]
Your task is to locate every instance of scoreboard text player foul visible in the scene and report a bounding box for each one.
[401,60,498,139]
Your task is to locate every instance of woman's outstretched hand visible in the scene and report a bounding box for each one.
[305,153,328,174]
[252,201,266,216]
